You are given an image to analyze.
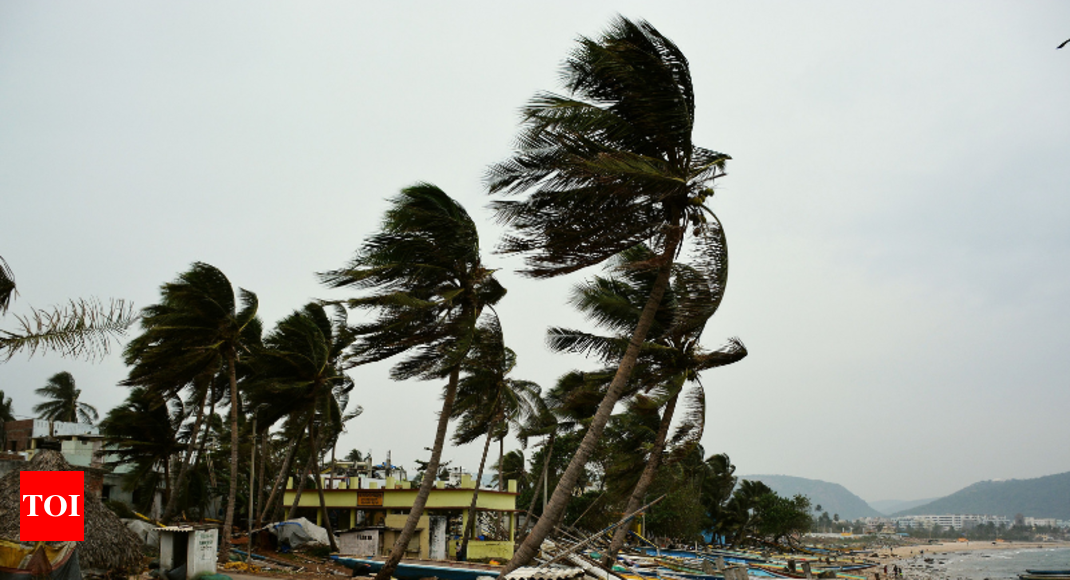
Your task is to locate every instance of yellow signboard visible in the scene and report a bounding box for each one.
[357,491,384,507]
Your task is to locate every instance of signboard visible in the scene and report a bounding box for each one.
[357,491,384,507]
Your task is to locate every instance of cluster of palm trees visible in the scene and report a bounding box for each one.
[2,15,770,573]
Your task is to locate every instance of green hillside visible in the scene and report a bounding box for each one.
[741,474,882,520]
[894,471,1070,519]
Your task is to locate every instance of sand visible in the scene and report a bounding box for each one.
[889,540,1070,558]
[849,540,1070,580]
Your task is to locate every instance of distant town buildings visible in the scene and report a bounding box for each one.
[1,419,133,505]
[893,514,1011,530]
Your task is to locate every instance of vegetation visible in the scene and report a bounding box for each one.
[120,262,261,560]
[488,16,730,572]
[33,371,99,424]
[320,184,504,580]
[5,15,761,565]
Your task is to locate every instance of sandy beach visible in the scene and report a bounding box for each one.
[889,540,1070,558]
[853,540,1070,580]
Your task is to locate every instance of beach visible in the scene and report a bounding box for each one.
[857,541,1070,580]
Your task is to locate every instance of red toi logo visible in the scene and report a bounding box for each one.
[20,471,85,541]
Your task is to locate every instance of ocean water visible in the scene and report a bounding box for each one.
[901,547,1070,580]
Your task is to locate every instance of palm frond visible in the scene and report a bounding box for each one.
[487,16,730,278]
[1,298,136,362]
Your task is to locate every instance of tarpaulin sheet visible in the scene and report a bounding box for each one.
[0,540,80,580]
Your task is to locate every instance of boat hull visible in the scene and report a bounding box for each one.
[332,556,501,580]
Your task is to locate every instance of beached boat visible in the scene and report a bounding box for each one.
[332,556,501,580]
[1019,575,1070,580]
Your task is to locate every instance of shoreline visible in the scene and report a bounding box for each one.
[853,541,1070,580]
[890,540,1070,558]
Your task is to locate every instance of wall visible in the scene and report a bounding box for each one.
[383,513,429,558]
[447,540,515,561]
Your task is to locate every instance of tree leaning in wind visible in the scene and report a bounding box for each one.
[487,17,730,571]
[246,302,362,551]
[122,262,259,561]
[321,184,505,580]
[547,244,747,565]
[33,371,99,424]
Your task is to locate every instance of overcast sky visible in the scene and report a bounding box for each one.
[2,1,1068,504]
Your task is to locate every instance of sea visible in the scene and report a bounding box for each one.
[901,547,1070,580]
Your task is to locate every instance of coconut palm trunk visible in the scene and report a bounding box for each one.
[255,425,269,523]
[458,423,495,560]
[601,392,678,567]
[502,229,681,574]
[519,431,554,538]
[219,349,241,563]
[288,450,316,520]
[257,438,297,527]
[375,366,459,580]
[308,418,339,552]
[161,387,207,523]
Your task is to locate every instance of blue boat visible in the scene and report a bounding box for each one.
[332,556,501,580]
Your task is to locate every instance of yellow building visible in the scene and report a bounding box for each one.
[283,474,518,561]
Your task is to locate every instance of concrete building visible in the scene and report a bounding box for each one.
[893,514,1011,530]
[1024,517,1059,528]
[285,472,518,561]
[2,419,134,505]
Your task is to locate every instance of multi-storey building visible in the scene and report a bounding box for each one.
[893,514,1011,530]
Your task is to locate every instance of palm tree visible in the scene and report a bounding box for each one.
[123,333,217,523]
[321,183,504,580]
[547,245,746,565]
[1,255,135,362]
[33,371,98,424]
[247,302,361,550]
[723,479,774,546]
[450,316,540,559]
[101,387,185,512]
[123,262,259,560]
[487,17,730,571]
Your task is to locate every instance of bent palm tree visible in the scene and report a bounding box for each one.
[33,371,99,424]
[548,245,746,565]
[321,184,504,580]
[101,387,184,512]
[487,17,730,571]
[248,302,361,551]
[124,262,259,560]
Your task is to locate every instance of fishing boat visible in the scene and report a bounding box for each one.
[332,556,501,580]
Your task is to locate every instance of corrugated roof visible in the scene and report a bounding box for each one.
[504,567,587,580]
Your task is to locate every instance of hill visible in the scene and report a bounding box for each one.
[741,474,882,520]
[869,498,938,515]
[894,471,1070,519]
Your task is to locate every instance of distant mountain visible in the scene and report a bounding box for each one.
[894,471,1070,520]
[741,474,882,520]
[869,498,938,515]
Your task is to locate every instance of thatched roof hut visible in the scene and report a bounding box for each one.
[0,450,143,574]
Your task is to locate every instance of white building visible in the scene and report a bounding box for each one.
[893,514,1011,530]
